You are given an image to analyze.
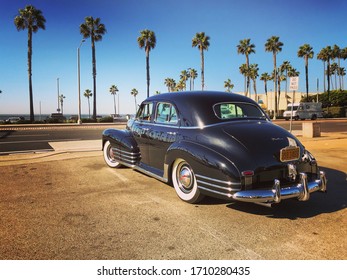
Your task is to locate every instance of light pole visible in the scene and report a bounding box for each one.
[77,39,85,124]
[57,78,60,113]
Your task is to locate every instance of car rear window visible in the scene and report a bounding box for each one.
[213,102,265,120]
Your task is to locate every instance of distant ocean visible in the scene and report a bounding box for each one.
[0,114,103,121]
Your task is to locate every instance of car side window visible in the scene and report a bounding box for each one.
[136,103,153,121]
[155,102,178,125]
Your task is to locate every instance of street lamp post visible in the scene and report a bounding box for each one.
[57,78,60,113]
[77,39,85,125]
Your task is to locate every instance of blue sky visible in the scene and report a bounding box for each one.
[0,0,346,115]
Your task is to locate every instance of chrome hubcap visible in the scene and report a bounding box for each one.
[178,165,193,191]
[108,146,116,161]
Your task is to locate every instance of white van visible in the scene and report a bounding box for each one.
[283,102,323,120]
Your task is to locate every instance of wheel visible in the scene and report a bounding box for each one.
[171,158,204,203]
[103,140,122,168]
[311,114,317,120]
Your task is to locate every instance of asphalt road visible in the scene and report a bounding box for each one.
[0,120,346,155]
[0,124,123,155]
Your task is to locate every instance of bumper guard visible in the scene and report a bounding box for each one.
[232,171,327,204]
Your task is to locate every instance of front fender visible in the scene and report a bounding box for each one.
[102,128,139,153]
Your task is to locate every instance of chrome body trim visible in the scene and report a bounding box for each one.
[113,158,168,183]
[111,147,140,165]
[196,174,242,196]
[232,171,327,204]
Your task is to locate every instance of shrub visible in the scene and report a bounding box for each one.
[99,116,113,123]
[323,106,346,118]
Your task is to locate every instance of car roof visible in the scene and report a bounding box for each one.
[144,91,260,127]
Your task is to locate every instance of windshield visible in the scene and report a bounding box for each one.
[213,102,266,120]
[286,105,298,111]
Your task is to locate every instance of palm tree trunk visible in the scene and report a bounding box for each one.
[273,54,278,119]
[278,76,281,110]
[265,81,268,109]
[88,98,91,119]
[323,61,326,92]
[305,58,309,99]
[201,49,204,90]
[113,94,117,115]
[28,28,34,122]
[146,49,150,98]
[246,56,250,97]
[327,60,331,112]
[92,38,97,120]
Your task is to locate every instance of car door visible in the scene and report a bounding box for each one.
[148,102,179,171]
[131,102,154,165]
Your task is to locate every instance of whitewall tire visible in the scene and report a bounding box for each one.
[172,158,204,203]
[103,140,122,168]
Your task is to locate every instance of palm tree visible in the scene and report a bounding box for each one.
[260,72,272,108]
[192,32,210,90]
[176,80,185,91]
[338,67,346,90]
[164,78,171,92]
[321,46,333,105]
[237,38,255,97]
[276,68,286,109]
[180,70,189,90]
[80,16,107,121]
[239,63,249,95]
[109,85,119,116]
[14,5,46,123]
[265,36,283,119]
[130,88,139,113]
[165,78,176,92]
[84,89,93,119]
[331,45,341,90]
[280,61,292,102]
[188,68,198,90]
[330,62,338,90]
[249,64,259,102]
[317,47,330,92]
[224,79,234,92]
[298,44,314,99]
[137,29,156,98]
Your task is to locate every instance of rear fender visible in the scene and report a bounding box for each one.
[165,140,241,184]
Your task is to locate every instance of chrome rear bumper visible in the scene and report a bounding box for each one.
[232,171,327,204]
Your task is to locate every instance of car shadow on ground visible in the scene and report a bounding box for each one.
[225,167,347,219]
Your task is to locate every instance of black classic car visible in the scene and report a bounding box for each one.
[102,91,326,205]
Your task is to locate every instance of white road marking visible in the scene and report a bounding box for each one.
[106,168,129,182]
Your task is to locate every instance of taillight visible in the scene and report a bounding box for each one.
[242,170,254,189]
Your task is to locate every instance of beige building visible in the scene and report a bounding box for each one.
[236,91,320,112]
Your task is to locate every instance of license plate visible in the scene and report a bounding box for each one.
[280,146,300,162]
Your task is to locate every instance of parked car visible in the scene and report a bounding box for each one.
[5,116,25,124]
[45,113,66,123]
[102,91,327,205]
[283,102,323,120]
